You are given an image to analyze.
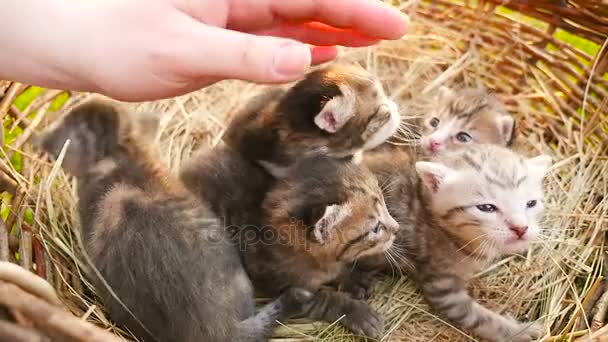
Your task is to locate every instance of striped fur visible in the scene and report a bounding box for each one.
[361,144,551,342]
[419,87,516,156]
[240,154,399,339]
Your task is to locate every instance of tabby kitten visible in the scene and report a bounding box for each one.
[36,99,312,342]
[240,154,399,339]
[180,63,400,229]
[419,86,516,155]
[222,63,401,177]
[362,144,550,342]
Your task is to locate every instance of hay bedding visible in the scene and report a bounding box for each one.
[1,1,607,341]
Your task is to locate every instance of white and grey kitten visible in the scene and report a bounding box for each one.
[362,144,551,342]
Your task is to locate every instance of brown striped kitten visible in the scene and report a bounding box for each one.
[223,63,401,177]
[180,63,400,239]
[240,154,399,339]
[36,99,313,342]
[419,86,515,155]
[362,144,551,342]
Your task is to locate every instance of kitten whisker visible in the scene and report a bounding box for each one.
[387,246,411,274]
[389,244,407,254]
[382,178,401,194]
[379,176,396,192]
[455,233,488,254]
[389,245,408,260]
[477,240,495,263]
[459,238,493,264]
[383,251,400,278]
[384,248,403,277]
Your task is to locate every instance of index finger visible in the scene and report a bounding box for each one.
[227,0,409,40]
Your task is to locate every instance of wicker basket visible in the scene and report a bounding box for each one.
[1,1,607,341]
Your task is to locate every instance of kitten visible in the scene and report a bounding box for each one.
[344,85,519,292]
[239,154,399,339]
[419,86,516,155]
[36,99,312,342]
[222,63,401,177]
[362,144,551,342]
[180,63,400,236]
[180,144,272,230]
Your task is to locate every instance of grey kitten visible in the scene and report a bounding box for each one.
[36,99,312,342]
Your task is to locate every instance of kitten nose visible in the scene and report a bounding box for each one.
[429,140,441,152]
[509,225,528,239]
[385,216,400,233]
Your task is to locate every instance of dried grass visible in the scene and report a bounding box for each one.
[3,1,607,341]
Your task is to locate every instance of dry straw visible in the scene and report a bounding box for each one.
[0,0,607,341]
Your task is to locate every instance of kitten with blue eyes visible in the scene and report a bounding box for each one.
[360,144,551,342]
[419,86,516,155]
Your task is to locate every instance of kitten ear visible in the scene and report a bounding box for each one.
[436,86,454,101]
[314,87,355,133]
[312,204,351,244]
[33,122,65,158]
[415,161,452,193]
[498,115,516,145]
[526,155,552,177]
[34,128,84,176]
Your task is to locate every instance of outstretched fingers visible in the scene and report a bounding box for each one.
[227,0,409,40]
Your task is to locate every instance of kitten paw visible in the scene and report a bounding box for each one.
[341,300,384,339]
[508,321,543,342]
[281,287,315,316]
[338,271,377,300]
[500,316,543,342]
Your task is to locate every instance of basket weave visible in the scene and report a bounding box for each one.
[1,1,607,341]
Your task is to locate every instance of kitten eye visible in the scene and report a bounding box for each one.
[456,132,472,143]
[429,117,440,127]
[476,204,498,213]
[372,222,384,234]
[526,200,537,208]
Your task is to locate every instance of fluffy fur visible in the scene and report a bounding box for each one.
[419,86,516,155]
[360,144,551,342]
[180,144,273,231]
[222,63,401,177]
[36,99,312,342]
[240,154,399,339]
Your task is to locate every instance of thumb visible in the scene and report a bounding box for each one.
[183,24,312,83]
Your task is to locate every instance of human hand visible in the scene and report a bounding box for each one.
[2,0,408,101]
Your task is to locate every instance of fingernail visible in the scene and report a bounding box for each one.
[273,43,311,78]
[311,46,338,65]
